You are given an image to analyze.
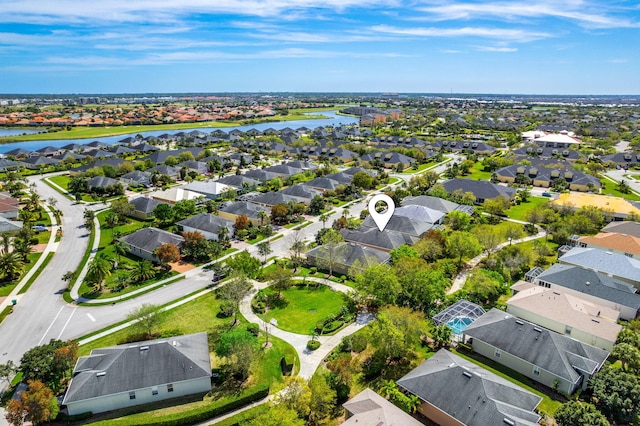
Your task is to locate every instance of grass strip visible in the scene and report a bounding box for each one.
[0,305,13,325]
[18,252,55,295]
[77,276,186,306]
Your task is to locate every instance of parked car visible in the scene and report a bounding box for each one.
[541,192,552,197]
[31,225,48,232]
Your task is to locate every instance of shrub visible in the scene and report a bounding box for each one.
[321,320,343,334]
[342,334,367,353]
[246,323,260,337]
[252,301,266,314]
[307,340,321,351]
[310,267,317,274]
[362,350,387,379]
[340,275,347,282]
[217,301,235,318]
[280,356,294,376]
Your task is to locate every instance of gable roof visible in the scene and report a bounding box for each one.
[360,214,434,237]
[215,174,261,189]
[88,175,120,188]
[342,388,423,426]
[62,332,211,405]
[306,242,390,269]
[507,286,622,344]
[441,178,516,201]
[397,349,541,426]
[128,197,168,215]
[394,205,445,224]
[340,228,417,251]
[602,220,640,238]
[219,201,270,219]
[464,309,609,382]
[534,263,640,309]
[120,227,184,253]
[579,232,640,256]
[402,195,474,215]
[559,247,640,284]
[551,193,640,219]
[177,213,234,235]
[183,181,232,196]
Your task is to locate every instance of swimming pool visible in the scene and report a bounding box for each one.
[447,316,473,335]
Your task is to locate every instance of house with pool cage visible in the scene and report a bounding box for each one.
[432,299,485,341]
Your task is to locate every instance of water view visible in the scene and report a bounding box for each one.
[0,111,358,154]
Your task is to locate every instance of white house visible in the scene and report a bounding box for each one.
[62,333,211,416]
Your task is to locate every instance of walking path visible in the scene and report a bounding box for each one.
[447,222,546,295]
[240,276,373,379]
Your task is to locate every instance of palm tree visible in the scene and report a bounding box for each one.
[130,260,156,283]
[12,239,33,261]
[105,212,118,241]
[319,213,330,229]
[0,252,25,281]
[0,233,11,254]
[257,210,269,227]
[86,254,112,290]
[113,241,127,263]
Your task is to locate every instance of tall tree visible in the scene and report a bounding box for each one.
[0,251,25,281]
[256,241,272,264]
[317,228,346,279]
[355,263,401,306]
[127,303,160,339]
[9,380,58,425]
[267,265,294,297]
[217,272,252,325]
[555,401,610,426]
[86,253,112,289]
[446,231,482,267]
[154,242,180,268]
[214,329,259,380]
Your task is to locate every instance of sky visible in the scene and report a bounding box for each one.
[0,0,639,95]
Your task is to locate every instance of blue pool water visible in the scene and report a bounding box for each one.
[447,317,473,335]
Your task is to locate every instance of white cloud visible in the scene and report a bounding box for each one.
[370,24,551,43]
[475,46,518,52]
[416,1,640,29]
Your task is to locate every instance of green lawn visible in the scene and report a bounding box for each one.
[256,284,347,335]
[77,290,298,425]
[0,252,42,297]
[48,174,71,191]
[600,176,640,201]
[506,196,549,221]
[464,162,492,181]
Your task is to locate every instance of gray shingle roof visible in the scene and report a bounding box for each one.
[62,333,210,404]
[602,221,640,238]
[559,247,640,284]
[441,178,516,201]
[464,309,609,382]
[128,197,168,215]
[342,388,423,426]
[215,175,261,189]
[340,228,417,251]
[306,242,390,269]
[88,175,120,188]
[397,349,542,426]
[176,213,234,235]
[360,215,434,237]
[278,184,322,200]
[120,227,184,253]
[219,201,270,220]
[394,205,445,224]
[535,263,640,309]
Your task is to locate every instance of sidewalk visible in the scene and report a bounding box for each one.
[0,202,60,310]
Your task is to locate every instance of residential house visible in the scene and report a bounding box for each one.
[302,177,341,192]
[263,164,304,178]
[397,349,542,426]
[178,160,209,175]
[243,169,283,183]
[340,228,417,252]
[463,308,609,394]
[0,216,23,233]
[215,175,261,192]
[511,145,586,162]
[394,204,446,225]
[278,184,323,202]
[521,263,640,321]
[551,193,640,220]
[176,213,234,241]
[494,162,599,192]
[402,195,475,215]
[305,242,391,276]
[128,197,169,220]
[87,176,120,191]
[183,181,233,200]
[576,232,640,259]
[359,215,434,238]
[120,171,151,188]
[441,178,517,205]
[22,155,60,169]
[360,151,416,170]
[507,286,622,351]
[559,246,640,288]
[534,132,582,148]
[218,201,270,226]
[0,159,25,171]
[62,333,211,416]
[602,220,640,237]
[342,388,423,426]
[149,187,203,204]
[249,192,307,208]
[36,145,65,157]
[147,165,179,179]
[341,166,378,177]
[119,227,184,262]
[0,192,20,219]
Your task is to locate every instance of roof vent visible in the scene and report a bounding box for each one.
[96,372,106,377]
[515,320,524,325]
[463,371,473,378]
[503,419,516,426]
[140,346,149,351]
[172,341,177,346]
[533,327,542,332]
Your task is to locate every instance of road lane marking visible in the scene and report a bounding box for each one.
[87,313,96,322]
[38,305,65,345]
[57,307,77,339]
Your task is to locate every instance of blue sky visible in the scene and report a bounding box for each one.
[1,0,639,94]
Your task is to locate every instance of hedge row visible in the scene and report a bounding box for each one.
[88,385,270,426]
[214,405,269,426]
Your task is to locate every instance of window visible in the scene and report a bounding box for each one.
[129,391,136,400]
[167,384,174,393]
[495,349,501,358]
[565,325,572,335]
[152,386,158,396]
[625,253,633,258]
[533,366,540,376]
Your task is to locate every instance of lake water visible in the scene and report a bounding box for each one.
[0,111,358,154]
[0,129,43,137]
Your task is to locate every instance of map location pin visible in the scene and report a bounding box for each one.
[368,194,395,232]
